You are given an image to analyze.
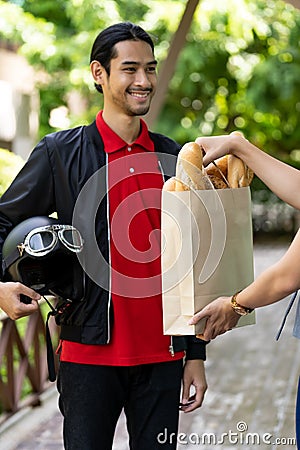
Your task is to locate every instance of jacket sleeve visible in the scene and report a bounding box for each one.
[0,138,55,266]
[185,336,208,361]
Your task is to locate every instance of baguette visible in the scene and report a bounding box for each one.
[205,155,229,189]
[162,140,254,192]
[206,155,228,179]
[205,154,253,188]
[208,175,228,190]
[175,179,190,191]
[175,142,206,190]
[162,176,190,192]
[227,155,254,188]
[162,177,177,191]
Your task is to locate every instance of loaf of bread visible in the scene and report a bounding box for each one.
[208,175,228,190]
[206,155,228,178]
[162,141,253,191]
[205,154,253,189]
[205,156,229,189]
[175,142,206,190]
[175,179,190,191]
[162,177,177,191]
[227,154,254,188]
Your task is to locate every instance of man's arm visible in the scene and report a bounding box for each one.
[0,139,55,319]
[180,336,208,412]
[0,138,55,243]
[180,359,207,413]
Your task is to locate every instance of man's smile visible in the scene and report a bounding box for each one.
[127,89,152,99]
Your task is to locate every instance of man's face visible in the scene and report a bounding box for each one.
[102,40,157,116]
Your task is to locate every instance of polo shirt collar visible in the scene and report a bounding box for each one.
[96,110,154,154]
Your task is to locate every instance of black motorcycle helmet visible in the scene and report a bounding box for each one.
[2,216,85,301]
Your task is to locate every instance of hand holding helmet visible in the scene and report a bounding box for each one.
[1,216,85,381]
[0,281,40,320]
[2,216,85,304]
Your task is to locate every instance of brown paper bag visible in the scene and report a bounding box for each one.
[161,186,255,335]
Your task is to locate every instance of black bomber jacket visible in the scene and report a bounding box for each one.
[0,121,207,360]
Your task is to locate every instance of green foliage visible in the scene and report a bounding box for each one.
[108,0,151,25]
[0,148,24,197]
[2,0,300,170]
[21,0,75,32]
[155,0,300,167]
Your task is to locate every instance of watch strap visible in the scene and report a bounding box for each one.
[231,291,254,316]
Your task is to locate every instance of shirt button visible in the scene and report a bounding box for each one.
[129,167,135,173]
[127,146,132,152]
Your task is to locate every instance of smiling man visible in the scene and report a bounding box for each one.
[92,39,157,118]
[0,22,207,449]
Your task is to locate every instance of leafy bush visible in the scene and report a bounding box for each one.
[0,148,24,197]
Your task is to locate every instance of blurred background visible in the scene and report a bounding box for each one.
[1,0,300,442]
[1,0,300,236]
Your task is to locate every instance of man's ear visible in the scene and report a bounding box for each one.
[90,60,106,86]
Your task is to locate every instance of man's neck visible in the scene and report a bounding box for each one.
[102,110,141,144]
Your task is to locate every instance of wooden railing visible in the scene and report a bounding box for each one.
[0,304,59,424]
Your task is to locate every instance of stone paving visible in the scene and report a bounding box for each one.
[2,241,300,449]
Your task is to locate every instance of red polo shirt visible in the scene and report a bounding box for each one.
[59,112,184,365]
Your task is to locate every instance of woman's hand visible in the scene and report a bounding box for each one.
[196,132,244,166]
[188,297,240,341]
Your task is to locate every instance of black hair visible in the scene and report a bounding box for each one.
[90,22,155,94]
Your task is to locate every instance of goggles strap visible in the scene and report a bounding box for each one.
[43,295,56,313]
[44,296,72,382]
[45,308,57,382]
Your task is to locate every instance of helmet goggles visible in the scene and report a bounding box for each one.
[2,217,85,303]
[18,224,84,258]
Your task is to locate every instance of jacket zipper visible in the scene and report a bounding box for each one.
[157,159,166,183]
[106,154,112,344]
[169,336,175,357]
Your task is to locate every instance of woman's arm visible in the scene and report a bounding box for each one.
[196,133,300,210]
[189,228,300,340]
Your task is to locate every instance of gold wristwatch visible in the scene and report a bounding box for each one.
[230,292,254,316]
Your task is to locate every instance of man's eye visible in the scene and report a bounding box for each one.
[147,67,157,73]
[124,67,136,72]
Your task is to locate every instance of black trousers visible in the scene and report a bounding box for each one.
[57,359,183,450]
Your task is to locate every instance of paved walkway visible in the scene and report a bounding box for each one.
[1,241,299,449]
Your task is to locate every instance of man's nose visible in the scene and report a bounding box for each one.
[134,69,151,87]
